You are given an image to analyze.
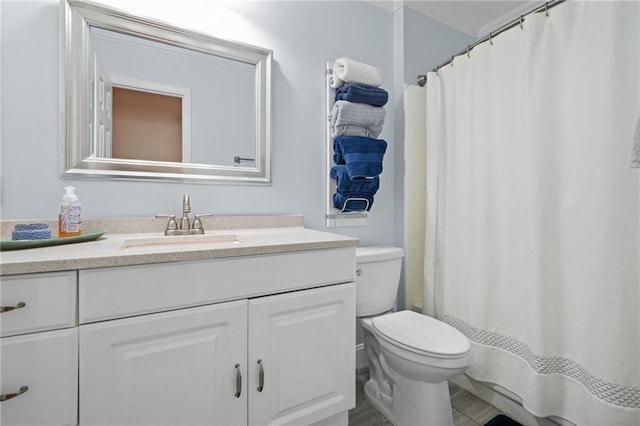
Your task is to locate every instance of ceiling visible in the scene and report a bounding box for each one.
[366,1,536,38]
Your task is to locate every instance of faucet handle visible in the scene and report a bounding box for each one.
[192,214,213,232]
[155,214,178,235]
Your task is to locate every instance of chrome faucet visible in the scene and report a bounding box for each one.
[180,194,191,231]
[155,194,213,236]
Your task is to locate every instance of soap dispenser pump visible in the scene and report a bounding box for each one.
[58,186,82,237]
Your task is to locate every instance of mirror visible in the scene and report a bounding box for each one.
[61,0,272,183]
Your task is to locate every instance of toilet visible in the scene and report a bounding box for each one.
[356,246,471,426]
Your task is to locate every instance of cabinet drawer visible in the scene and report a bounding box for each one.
[79,247,355,323]
[0,272,77,337]
[1,328,78,426]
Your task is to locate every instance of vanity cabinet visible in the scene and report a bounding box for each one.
[77,247,356,426]
[1,244,356,426]
[79,284,354,426]
[0,272,78,426]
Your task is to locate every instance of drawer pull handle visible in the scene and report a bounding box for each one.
[235,364,242,398]
[257,359,264,392]
[0,302,26,313]
[1,385,29,402]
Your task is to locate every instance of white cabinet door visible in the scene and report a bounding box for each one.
[79,300,248,426]
[248,283,355,426]
[1,328,78,426]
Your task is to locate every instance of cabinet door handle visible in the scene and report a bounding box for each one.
[257,359,264,392]
[1,385,29,402]
[0,301,26,313]
[234,364,242,398]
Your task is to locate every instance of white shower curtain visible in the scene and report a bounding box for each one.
[417,2,640,425]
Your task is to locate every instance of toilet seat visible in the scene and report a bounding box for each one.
[372,310,470,359]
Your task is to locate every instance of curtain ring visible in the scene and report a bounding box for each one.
[545,2,549,17]
[520,15,524,29]
[450,56,454,67]
[466,46,470,58]
[489,32,494,45]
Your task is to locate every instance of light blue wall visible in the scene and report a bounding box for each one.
[403,7,477,83]
[0,1,395,245]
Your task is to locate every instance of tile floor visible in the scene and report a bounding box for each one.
[349,367,504,426]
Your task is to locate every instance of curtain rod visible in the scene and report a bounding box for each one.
[416,0,566,86]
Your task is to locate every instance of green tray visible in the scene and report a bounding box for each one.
[1,231,105,251]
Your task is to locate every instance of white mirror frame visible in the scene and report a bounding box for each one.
[60,0,271,183]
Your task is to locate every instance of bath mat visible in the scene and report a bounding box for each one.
[484,414,523,426]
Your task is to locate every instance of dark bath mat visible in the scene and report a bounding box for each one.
[484,414,523,426]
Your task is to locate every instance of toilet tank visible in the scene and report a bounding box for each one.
[355,246,404,317]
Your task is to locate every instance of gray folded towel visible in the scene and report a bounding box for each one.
[329,100,385,139]
[631,115,640,168]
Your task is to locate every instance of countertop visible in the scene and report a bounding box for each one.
[0,215,359,276]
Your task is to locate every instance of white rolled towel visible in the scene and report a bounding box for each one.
[330,57,383,89]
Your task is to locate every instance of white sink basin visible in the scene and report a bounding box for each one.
[120,233,241,250]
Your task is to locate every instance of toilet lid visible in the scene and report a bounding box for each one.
[372,311,470,358]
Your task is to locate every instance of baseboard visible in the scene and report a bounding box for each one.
[356,343,368,369]
[452,375,575,426]
[310,410,348,426]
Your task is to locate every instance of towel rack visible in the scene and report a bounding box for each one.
[339,198,370,212]
[325,62,368,227]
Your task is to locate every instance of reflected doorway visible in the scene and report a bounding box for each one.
[112,87,183,162]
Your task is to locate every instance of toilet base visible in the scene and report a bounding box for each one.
[363,379,393,421]
[392,373,454,426]
[364,374,454,426]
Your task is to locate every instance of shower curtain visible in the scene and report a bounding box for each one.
[415,2,640,425]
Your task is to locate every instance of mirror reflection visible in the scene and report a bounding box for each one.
[89,27,256,166]
[62,0,271,183]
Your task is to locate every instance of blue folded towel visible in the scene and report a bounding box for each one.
[331,165,379,193]
[331,165,378,212]
[335,83,389,107]
[333,136,387,179]
[333,192,374,212]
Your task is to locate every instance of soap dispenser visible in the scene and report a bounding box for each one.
[58,186,82,237]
